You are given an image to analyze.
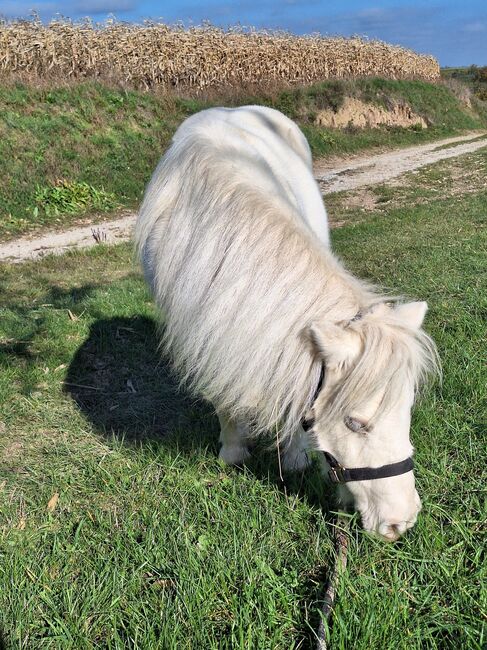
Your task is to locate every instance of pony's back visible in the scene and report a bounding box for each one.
[174,105,313,168]
[136,106,329,289]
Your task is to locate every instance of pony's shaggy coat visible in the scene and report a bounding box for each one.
[135,106,437,441]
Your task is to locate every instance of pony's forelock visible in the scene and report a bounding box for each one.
[317,311,440,427]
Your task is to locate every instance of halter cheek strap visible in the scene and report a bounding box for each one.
[301,362,414,485]
[301,363,324,435]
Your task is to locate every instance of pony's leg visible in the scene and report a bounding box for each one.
[281,426,311,472]
[217,410,251,465]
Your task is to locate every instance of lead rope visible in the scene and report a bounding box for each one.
[302,366,350,649]
[315,514,350,650]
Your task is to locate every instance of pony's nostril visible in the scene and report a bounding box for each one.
[385,524,400,541]
[378,522,406,541]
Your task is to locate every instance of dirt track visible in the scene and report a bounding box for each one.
[1,132,486,264]
[314,132,487,192]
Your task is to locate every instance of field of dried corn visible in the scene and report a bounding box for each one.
[0,19,440,90]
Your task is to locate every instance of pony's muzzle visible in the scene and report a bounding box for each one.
[377,493,422,541]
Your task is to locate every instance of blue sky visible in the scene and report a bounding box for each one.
[2,1,486,66]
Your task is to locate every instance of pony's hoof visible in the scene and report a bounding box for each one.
[219,445,250,466]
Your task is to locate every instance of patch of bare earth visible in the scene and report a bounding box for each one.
[325,188,379,227]
[316,97,427,130]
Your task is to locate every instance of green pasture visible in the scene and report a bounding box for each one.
[0,166,485,647]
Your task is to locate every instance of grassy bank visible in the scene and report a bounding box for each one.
[442,65,487,101]
[1,77,486,240]
[0,158,485,647]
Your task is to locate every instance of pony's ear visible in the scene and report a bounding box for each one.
[395,301,428,330]
[307,322,361,371]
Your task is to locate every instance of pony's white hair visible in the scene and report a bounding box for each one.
[135,113,438,440]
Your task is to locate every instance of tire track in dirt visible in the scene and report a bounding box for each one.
[1,132,486,264]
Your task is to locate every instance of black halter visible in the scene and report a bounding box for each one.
[301,364,414,484]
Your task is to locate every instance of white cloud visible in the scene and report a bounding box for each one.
[0,2,59,19]
[0,0,135,19]
[463,21,486,33]
[74,1,135,14]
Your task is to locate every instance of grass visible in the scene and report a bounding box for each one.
[0,247,335,649]
[34,180,118,220]
[0,83,184,240]
[1,77,486,241]
[0,158,485,647]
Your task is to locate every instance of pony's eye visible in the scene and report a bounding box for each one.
[344,416,369,434]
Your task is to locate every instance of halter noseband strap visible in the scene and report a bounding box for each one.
[301,309,414,484]
[323,452,414,484]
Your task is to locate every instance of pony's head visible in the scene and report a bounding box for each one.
[307,301,438,541]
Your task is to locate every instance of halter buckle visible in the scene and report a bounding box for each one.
[328,465,345,483]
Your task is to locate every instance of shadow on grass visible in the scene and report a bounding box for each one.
[64,315,337,648]
[64,315,216,444]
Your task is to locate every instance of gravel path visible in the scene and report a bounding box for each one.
[1,132,486,264]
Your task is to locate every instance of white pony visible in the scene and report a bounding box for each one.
[135,105,438,541]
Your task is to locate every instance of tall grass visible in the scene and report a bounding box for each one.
[0,18,440,91]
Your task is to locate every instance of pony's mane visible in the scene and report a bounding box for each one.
[135,136,438,440]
